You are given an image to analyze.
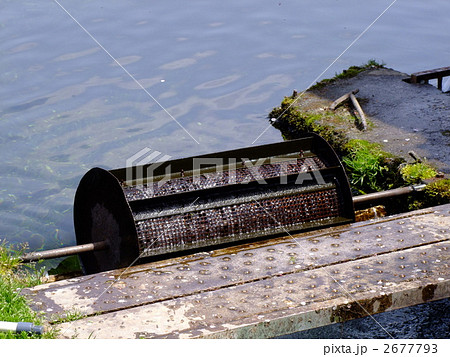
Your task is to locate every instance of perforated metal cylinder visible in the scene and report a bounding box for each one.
[74,133,354,274]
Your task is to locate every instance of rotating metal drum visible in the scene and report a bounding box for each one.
[73,133,355,274]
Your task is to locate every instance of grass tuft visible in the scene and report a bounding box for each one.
[310,59,385,90]
[0,240,56,339]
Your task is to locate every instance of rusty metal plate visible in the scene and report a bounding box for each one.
[55,241,450,339]
[23,204,450,324]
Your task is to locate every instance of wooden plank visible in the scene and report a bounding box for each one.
[23,204,450,338]
[410,66,450,83]
[56,242,450,339]
[350,93,367,131]
[329,89,359,110]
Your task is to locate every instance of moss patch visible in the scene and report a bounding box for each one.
[269,96,349,154]
[409,179,450,210]
[310,59,385,90]
[400,163,437,185]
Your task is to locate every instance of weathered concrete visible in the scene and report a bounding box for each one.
[23,204,450,338]
[293,68,450,172]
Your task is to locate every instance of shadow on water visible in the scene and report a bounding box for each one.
[1,97,49,115]
[278,298,450,339]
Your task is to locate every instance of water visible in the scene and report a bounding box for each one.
[278,298,450,339]
[1,0,449,338]
[1,0,449,250]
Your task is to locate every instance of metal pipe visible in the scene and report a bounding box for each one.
[0,321,44,335]
[352,184,426,205]
[20,241,108,263]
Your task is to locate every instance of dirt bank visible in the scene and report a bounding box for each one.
[286,68,450,172]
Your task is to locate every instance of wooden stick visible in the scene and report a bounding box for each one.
[329,89,359,110]
[350,93,367,131]
[408,151,423,163]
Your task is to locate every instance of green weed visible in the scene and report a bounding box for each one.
[310,59,385,90]
[342,140,391,194]
[0,240,56,339]
[400,163,437,185]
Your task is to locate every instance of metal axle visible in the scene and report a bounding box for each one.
[21,241,108,263]
[20,184,426,263]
